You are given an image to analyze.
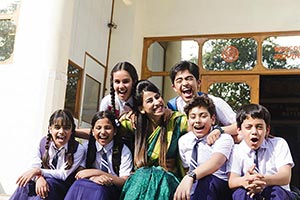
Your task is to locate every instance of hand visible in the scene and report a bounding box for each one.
[90,175,113,186]
[75,169,98,179]
[16,168,41,187]
[207,129,221,146]
[245,179,266,198]
[244,165,266,197]
[119,111,136,129]
[173,175,194,200]
[35,176,49,199]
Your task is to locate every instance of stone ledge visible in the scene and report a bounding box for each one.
[0,195,10,200]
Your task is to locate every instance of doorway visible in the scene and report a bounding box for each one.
[260,75,300,187]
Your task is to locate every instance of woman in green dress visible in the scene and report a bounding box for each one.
[119,79,188,200]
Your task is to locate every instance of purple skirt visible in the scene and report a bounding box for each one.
[64,179,120,200]
[9,177,72,200]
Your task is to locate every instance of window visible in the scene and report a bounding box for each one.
[64,60,82,118]
[142,31,300,109]
[0,0,20,63]
[81,75,101,123]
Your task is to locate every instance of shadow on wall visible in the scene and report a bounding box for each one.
[0,182,6,194]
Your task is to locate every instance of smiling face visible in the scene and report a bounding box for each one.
[188,106,215,139]
[93,117,115,146]
[139,91,166,124]
[172,69,201,103]
[49,118,72,149]
[113,70,134,101]
[238,116,270,150]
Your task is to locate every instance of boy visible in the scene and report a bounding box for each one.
[227,104,296,199]
[168,60,238,143]
[174,95,234,200]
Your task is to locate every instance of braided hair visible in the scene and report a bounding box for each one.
[110,61,138,117]
[41,109,77,170]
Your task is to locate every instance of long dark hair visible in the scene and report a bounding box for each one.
[42,109,77,170]
[110,61,139,116]
[133,80,168,169]
[86,110,121,168]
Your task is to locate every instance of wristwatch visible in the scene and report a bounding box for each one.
[213,125,224,134]
[187,171,197,182]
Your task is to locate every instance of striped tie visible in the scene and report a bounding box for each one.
[254,149,259,173]
[101,149,109,173]
[52,148,63,169]
[190,139,201,171]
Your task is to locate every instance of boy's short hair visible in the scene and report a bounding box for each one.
[184,95,216,117]
[236,104,271,128]
[169,60,200,84]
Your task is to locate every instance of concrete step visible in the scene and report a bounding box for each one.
[0,195,10,200]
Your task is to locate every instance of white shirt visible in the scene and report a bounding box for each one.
[31,139,86,181]
[228,137,294,191]
[175,94,236,126]
[179,131,234,181]
[81,140,132,177]
[100,94,133,116]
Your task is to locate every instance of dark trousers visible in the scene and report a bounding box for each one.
[232,185,296,200]
[191,175,232,200]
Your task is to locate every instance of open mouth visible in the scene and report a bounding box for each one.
[99,134,109,140]
[182,88,193,98]
[251,138,259,143]
[118,89,127,95]
[194,125,204,131]
[56,135,66,140]
[153,104,164,113]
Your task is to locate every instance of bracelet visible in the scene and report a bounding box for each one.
[213,125,224,134]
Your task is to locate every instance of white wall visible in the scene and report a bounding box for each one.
[0,0,74,195]
[108,0,300,94]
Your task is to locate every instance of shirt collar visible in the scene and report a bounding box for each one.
[240,139,267,154]
[51,142,68,152]
[96,140,114,153]
[126,96,134,107]
[191,131,207,143]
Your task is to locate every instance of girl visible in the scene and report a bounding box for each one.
[100,61,139,117]
[119,80,188,200]
[64,111,133,200]
[10,109,85,200]
[75,61,138,140]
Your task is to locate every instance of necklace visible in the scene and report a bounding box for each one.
[149,116,161,127]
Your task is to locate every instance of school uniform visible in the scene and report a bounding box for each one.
[178,131,234,200]
[10,138,85,200]
[64,140,133,200]
[228,137,296,200]
[100,94,133,117]
[167,92,236,126]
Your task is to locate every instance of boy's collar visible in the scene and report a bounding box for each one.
[192,132,208,142]
[240,139,267,154]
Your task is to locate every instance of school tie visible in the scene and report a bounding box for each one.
[190,139,202,171]
[254,149,259,173]
[101,149,109,173]
[52,148,63,169]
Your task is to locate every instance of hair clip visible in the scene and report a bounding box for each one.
[115,119,120,127]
